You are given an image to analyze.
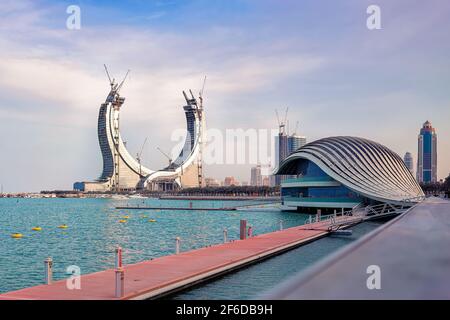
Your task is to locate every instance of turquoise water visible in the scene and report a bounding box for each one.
[169,221,383,300]
[0,198,308,294]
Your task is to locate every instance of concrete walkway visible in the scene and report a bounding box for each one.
[265,197,450,299]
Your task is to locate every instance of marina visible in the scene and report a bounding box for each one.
[0,208,360,300]
[0,198,309,294]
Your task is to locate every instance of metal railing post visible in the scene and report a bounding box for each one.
[175,237,181,254]
[115,246,122,268]
[44,257,53,285]
[115,267,125,298]
[240,220,247,240]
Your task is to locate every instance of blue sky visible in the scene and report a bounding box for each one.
[0,0,449,192]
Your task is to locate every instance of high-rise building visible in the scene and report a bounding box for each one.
[250,165,262,186]
[403,152,414,176]
[288,134,307,154]
[224,176,238,186]
[275,134,289,186]
[417,120,437,183]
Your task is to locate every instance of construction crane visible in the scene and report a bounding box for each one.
[275,107,289,135]
[293,121,299,136]
[103,64,130,96]
[136,138,148,177]
[104,64,115,88]
[157,147,172,166]
[199,76,207,109]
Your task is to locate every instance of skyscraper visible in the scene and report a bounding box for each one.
[250,165,262,186]
[275,132,289,186]
[288,134,307,154]
[417,120,437,183]
[403,152,414,176]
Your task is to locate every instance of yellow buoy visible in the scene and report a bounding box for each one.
[31,227,42,231]
[148,219,156,223]
[11,233,23,238]
[121,215,130,219]
[119,219,127,223]
[58,224,68,229]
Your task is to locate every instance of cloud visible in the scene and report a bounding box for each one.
[1,0,449,192]
[0,3,325,128]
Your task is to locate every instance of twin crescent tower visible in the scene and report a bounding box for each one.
[74,70,205,192]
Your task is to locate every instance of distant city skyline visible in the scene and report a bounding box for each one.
[0,1,449,192]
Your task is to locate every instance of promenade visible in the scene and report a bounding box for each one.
[265,197,450,299]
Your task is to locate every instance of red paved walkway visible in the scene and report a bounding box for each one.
[0,219,352,300]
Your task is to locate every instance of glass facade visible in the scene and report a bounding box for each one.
[417,121,437,183]
[288,135,307,154]
[282,185,361,199]
[281,160,362,203]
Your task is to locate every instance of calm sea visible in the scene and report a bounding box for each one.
[0,197,311,294]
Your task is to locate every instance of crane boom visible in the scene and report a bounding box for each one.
[283,107,289,125]
[116,69,130,93]
[201,76,207,95]
[294,121,299,135]
[137,138,148,160]
[104,64,113,85]
[157,147,172,165]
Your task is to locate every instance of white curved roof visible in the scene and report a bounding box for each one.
[276,136,425,203]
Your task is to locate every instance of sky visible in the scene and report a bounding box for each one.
[0,0,449,192]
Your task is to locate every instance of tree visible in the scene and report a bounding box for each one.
[444,174,450,191]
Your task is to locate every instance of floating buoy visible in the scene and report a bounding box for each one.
[11,233,23,238]
[119,219,127,223]
[121,216,130,219]
[31,227,42,231]
[148,219,156,223]
[58,224,68,229]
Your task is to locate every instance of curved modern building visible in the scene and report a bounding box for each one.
[275,136,424,211]
[143,90,205,191]
[74,78,205,192]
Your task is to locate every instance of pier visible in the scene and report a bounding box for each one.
[265,197,450,299]
[115,206,238,211]
[0,215,359,300]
